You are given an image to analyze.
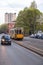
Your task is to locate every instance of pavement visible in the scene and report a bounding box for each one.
[14,37,43,56]
[0,42,43,65]
[0,34,43,65]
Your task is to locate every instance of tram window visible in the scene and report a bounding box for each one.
[17,30,18,34]
[19,30,21,34]
[15,30,16,33]
[15,29,22,34]
[12,30,14,34]
[15,30,18,34]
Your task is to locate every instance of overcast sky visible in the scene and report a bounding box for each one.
[0,0,43,24]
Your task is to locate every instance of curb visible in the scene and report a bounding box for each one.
[14,41,43,57]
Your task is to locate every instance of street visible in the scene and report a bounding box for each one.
[0,0,43,65]
[0,34,43,65]
[23,37,43,50]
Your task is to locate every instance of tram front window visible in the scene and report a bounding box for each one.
[19,30,21,34]
[15,30,22,34]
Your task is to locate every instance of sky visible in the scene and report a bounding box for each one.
[0,0,43,24]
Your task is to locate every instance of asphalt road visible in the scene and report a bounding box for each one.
[0,34,43,65]
[23,37,43,50]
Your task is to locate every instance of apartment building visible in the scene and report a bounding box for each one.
[5,13,16,23]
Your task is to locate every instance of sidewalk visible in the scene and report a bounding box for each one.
[14,40,43,57]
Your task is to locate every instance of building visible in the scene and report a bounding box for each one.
[5,13,16,23]
[5,13,16,32]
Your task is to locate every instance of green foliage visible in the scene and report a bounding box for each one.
[16,1,41,35]
[0,24,8,33]
[30,1,37,9]
[40,23,43,31]
[16,7,41,35]
[36,22,43,32]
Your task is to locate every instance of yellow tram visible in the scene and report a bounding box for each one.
[9,27,24,40]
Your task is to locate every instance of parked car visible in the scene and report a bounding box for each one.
[41,34,43,39]
[35,34,41,39]
[30,34,35,38]
[30,31,43,39]
[1,35,11,45]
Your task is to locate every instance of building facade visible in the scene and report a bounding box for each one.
[5,13,16,23]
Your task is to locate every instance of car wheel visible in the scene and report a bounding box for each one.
[1,42,3,45]
[9,43,11,45]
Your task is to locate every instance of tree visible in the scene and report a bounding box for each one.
[30,0,42,33]
[0,24,8,33]
[30,1,37,9]
[16,1,41,35]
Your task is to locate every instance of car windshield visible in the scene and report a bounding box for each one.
[5,36,10,40]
